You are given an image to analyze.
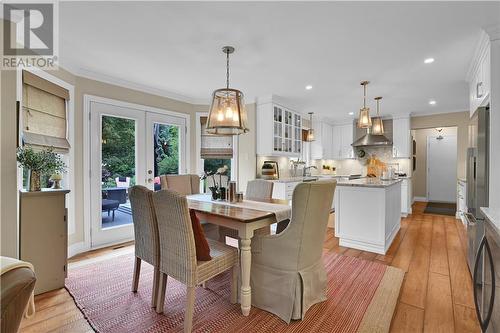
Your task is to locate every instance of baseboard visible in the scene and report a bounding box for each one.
[413,196,428,202]
[68,241,89,258]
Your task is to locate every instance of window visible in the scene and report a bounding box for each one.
[21,70,71,188]
[199,116,235,191]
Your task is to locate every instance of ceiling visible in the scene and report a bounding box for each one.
[58,2,500,122]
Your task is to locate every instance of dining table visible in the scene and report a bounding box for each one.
[186,194,291,316]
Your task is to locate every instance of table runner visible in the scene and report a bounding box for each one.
[187,194,291,222]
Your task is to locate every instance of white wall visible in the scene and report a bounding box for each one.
[488,27,500,211]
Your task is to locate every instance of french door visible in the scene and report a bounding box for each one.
[90,101,186,248]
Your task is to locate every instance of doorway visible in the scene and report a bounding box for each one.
[426,133,457,203]
[89,99,187,248]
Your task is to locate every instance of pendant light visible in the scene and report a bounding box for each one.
[206,46,249,135]
[357,81,372,129]
[305,112,315,142]
[371,96,385,135]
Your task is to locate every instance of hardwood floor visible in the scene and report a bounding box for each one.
[20,201,479,333]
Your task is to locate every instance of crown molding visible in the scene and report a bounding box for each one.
[60,60,210,105]
[409,109,468,118]
[466,30,490,82]
[485,24,500,42]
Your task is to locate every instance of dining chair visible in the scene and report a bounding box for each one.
[160,174,200,195]
[249,180,336,323]
[152,189,239,333]
[128,186,160,308]
[219,179,274,243]
[160,174,219,240]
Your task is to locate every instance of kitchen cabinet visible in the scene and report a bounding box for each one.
[392,117,411,158]
[311,121,333,160]
[457,179,467,223]
[468,36,490,115]
[256,99,302,157]
[339,124,354,159]
[401,178,412,216]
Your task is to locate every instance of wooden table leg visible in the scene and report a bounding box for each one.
[239,233,253,316]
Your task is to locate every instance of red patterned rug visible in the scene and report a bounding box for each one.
[65,249,403,333]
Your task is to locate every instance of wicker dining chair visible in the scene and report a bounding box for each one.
[152,189,239,333]
[219,179,274,243]
[128,186,160,308]
[159,174,219,240]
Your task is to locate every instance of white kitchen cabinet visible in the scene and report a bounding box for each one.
[310,122,353,161]
[468,35,490,115]
[392,117,411,158]
[339,124,354,159]
[311,121,333,160]
[457,179,467,222]
[401,178,412,216]
[272,181,300,200]
[256,99,302,157]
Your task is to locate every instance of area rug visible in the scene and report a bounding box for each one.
[65,249,404,333]
[423,202,457,216]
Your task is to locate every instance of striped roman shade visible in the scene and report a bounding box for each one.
[22,70,70,152]
[200,116,233,159]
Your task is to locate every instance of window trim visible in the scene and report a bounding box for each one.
[196,112,238,193]
[16,67,76,246]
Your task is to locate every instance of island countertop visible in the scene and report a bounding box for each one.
[336,178,402,188]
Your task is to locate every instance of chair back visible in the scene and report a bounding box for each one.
[246,179,274,199]
[281,180,336,270]
[128,186,160,266]
[152,189,197,286]
[160,174,200,195]
[115,177,130,188]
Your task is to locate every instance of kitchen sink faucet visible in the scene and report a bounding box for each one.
[303,166,317,177]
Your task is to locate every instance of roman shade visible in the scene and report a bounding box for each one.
[200,117,233,159]
[22,71,70,152]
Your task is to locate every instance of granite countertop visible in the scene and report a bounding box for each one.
[336,178,403,188]
[481,207,500,235]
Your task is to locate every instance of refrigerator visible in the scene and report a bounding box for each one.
[465,106,489,274]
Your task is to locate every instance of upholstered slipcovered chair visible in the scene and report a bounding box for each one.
[219,179,274,243]
[128,186,160,308]
[152,190,239,333]
[160,174,200,195]
[1,257,36,333]
[250,180,336,323]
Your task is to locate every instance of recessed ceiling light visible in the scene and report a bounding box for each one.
[424,58,435,64]
[429,100,437,105]
[305,85,313,90]
[348,112,354,115]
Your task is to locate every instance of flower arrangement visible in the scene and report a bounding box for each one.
[201,165,229,200]
[16,146,66,191]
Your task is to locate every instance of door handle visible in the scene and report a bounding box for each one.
[147,178,153,184]
[473,236,496,332]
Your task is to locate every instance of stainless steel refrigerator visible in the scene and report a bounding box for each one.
[465,106,491,331]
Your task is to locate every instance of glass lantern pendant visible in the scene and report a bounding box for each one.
[305,112,315,142]
[357,81,372,129]
[371,96,385,135]
[206,46,249,135]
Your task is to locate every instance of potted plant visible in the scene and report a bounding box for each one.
[16,146,67,191]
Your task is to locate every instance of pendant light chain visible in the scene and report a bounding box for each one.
[226,49,230,89]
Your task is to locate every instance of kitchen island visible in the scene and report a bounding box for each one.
[334,178,402,254]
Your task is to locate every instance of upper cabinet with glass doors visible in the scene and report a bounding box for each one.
[257,96,302,157]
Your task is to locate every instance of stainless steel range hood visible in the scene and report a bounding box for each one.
[351,133,392,147]
[351,119,393,147]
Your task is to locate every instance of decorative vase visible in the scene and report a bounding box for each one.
[50,174,63,189]
[209,186,219,200]
[29,170,41,191]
